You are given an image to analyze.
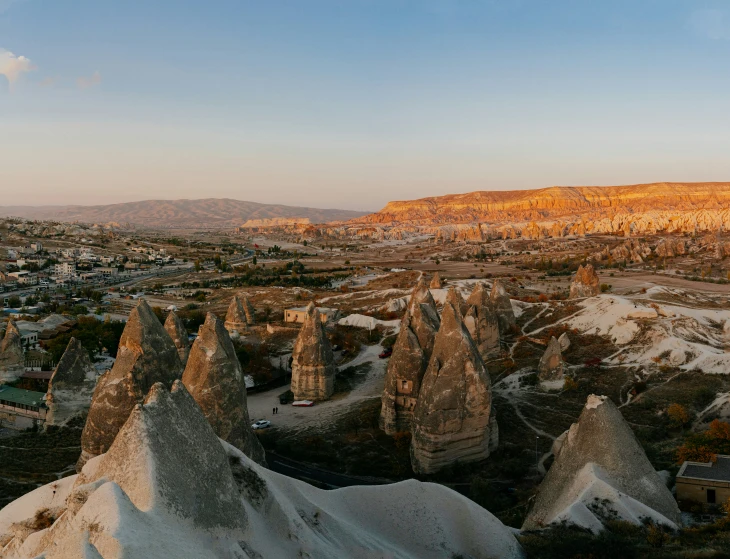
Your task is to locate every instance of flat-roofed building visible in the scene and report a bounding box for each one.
[284,306,339,324]
[0,386,47,429]
[677,455,730,509]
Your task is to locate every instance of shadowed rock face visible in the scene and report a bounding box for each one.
[411,288,493,474]
[242,296,256,325]
[77,299,184,470]
[490,280,516,332]
[464,282,500,361]
[429,273,443,289]
[182,313,265,465]
[569,264,601,299]
[538,336,564,382]
[380,278,441,435]
[164,311,190,366]
[225,295,249,338]
[45,338,97,427]
[291,303,336,401]
[522,395,681,532]
[0,321,24,384]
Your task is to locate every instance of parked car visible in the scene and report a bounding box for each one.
[251,420,271,430]
[379,348,393,359]
[292,400,315,407]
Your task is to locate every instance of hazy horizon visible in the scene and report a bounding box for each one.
[4,0,730,210]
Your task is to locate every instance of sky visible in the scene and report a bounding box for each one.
[2,0,730,211]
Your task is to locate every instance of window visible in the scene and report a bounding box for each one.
[707,489,716,504]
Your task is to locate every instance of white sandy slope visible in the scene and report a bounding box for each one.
[1,381,524,559]
[562,294,730,374]
[337,314,401,332]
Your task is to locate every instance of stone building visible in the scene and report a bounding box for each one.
[290,303,336,401]
[182,313,265,465]
[676,455,730,509]
[380,278,441,435]
[410,288,493,474]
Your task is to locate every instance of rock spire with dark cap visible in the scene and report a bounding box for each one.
[182,312,265,465]
[410,288,493,474]
[569,264,601,299]
[463,282,500,361]
[0,320,24,384]
[291,302,336,401]
[538,336,565,382]
[380,278,441,435]
[225,294,249,338]
[45,337,97,426]
[523,395,681,532]
[164,310,190,366]
[77,299,184,470]
[490,280,516,332]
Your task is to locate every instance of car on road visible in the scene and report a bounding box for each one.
[292,400,315,407]
[379,348,393,359]
[251,419,271,430]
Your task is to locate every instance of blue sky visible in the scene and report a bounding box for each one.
[2,0,730,210]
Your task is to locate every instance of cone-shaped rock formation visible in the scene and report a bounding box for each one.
[77,299,183,470]
[522,394,681,532]
[463,282,500,361]
[291,302,336,401]
[0,321,24,384]
[490,280,516,332]
[429,272,443,289]
[410,288,493,474]
[45,338,97,427]
[225,294,249,338]
[380,278,441,435]
[182,313,265,465]
[242,296,256,325]
[569,264,601,299]
[538,336,564,382]
[164,310,190,366]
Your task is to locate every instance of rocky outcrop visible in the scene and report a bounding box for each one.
[490,280,516,332]
[0,382,524,559]
[77,299,184,470]
[522,395,681,532]
[182,313,265,465]
[538,337,564,382]
[380,278,441,435]
[569,264,601,299]
[558,332,570,351]
[655,238,686,258]
[463,282,500,361]
[610,239,651,264]
[224,295,249,338]
[291,303,336,401]
[429,273,443,289]
[0,321,24,384]
[164,310,190,366]
[242,296,256,325]
[45,338,97,427]
[411,288,493,474]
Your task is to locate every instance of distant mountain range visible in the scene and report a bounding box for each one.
[0,199,368,229]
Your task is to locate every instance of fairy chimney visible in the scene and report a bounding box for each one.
[290,303,336,401]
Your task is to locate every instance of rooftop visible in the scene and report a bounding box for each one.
[0,386,47,408]
[678,455,730,483]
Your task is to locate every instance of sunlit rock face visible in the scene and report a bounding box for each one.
[569,264,601,299]
[380,278,440,435]
[538,336,564,382]
[224,295,249,338]
[45,337,97,427]
[77,299,183,470]
[490,280,516,332]
[164,310,190,366]
[411,289,493,475]
[463,282,500,362]
[290,303,336,401]
[182,312,265,465]
[523,394,681,533]
[0,321,24,384]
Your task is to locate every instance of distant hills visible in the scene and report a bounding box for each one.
[356,182,730,225]
[0,199,368,229]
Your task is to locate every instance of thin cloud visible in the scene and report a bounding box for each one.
[77,70,101,89]
[689,9,730,40]
[0,48,35,91]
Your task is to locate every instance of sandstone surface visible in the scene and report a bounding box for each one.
[290,303,336,400]
[0,321,24,384]
[569,264,601,299]
[164,310,190,366]
[45,338,97,427]
[463,282,500,361]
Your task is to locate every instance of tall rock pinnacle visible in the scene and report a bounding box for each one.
[429,273,443,289]
[463,282,500,361]
[45,337,97,427]
[77,299,184,470]
[490,280,516,332]
[410,288,493,474]
[569,264,601,299]
[0,320,24,384]
[225,295,249,338]
[538,336,565,382]
[182,313,266,465]
[290,302,336,401]
[164,310,190,366]
[380,278,441,435]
